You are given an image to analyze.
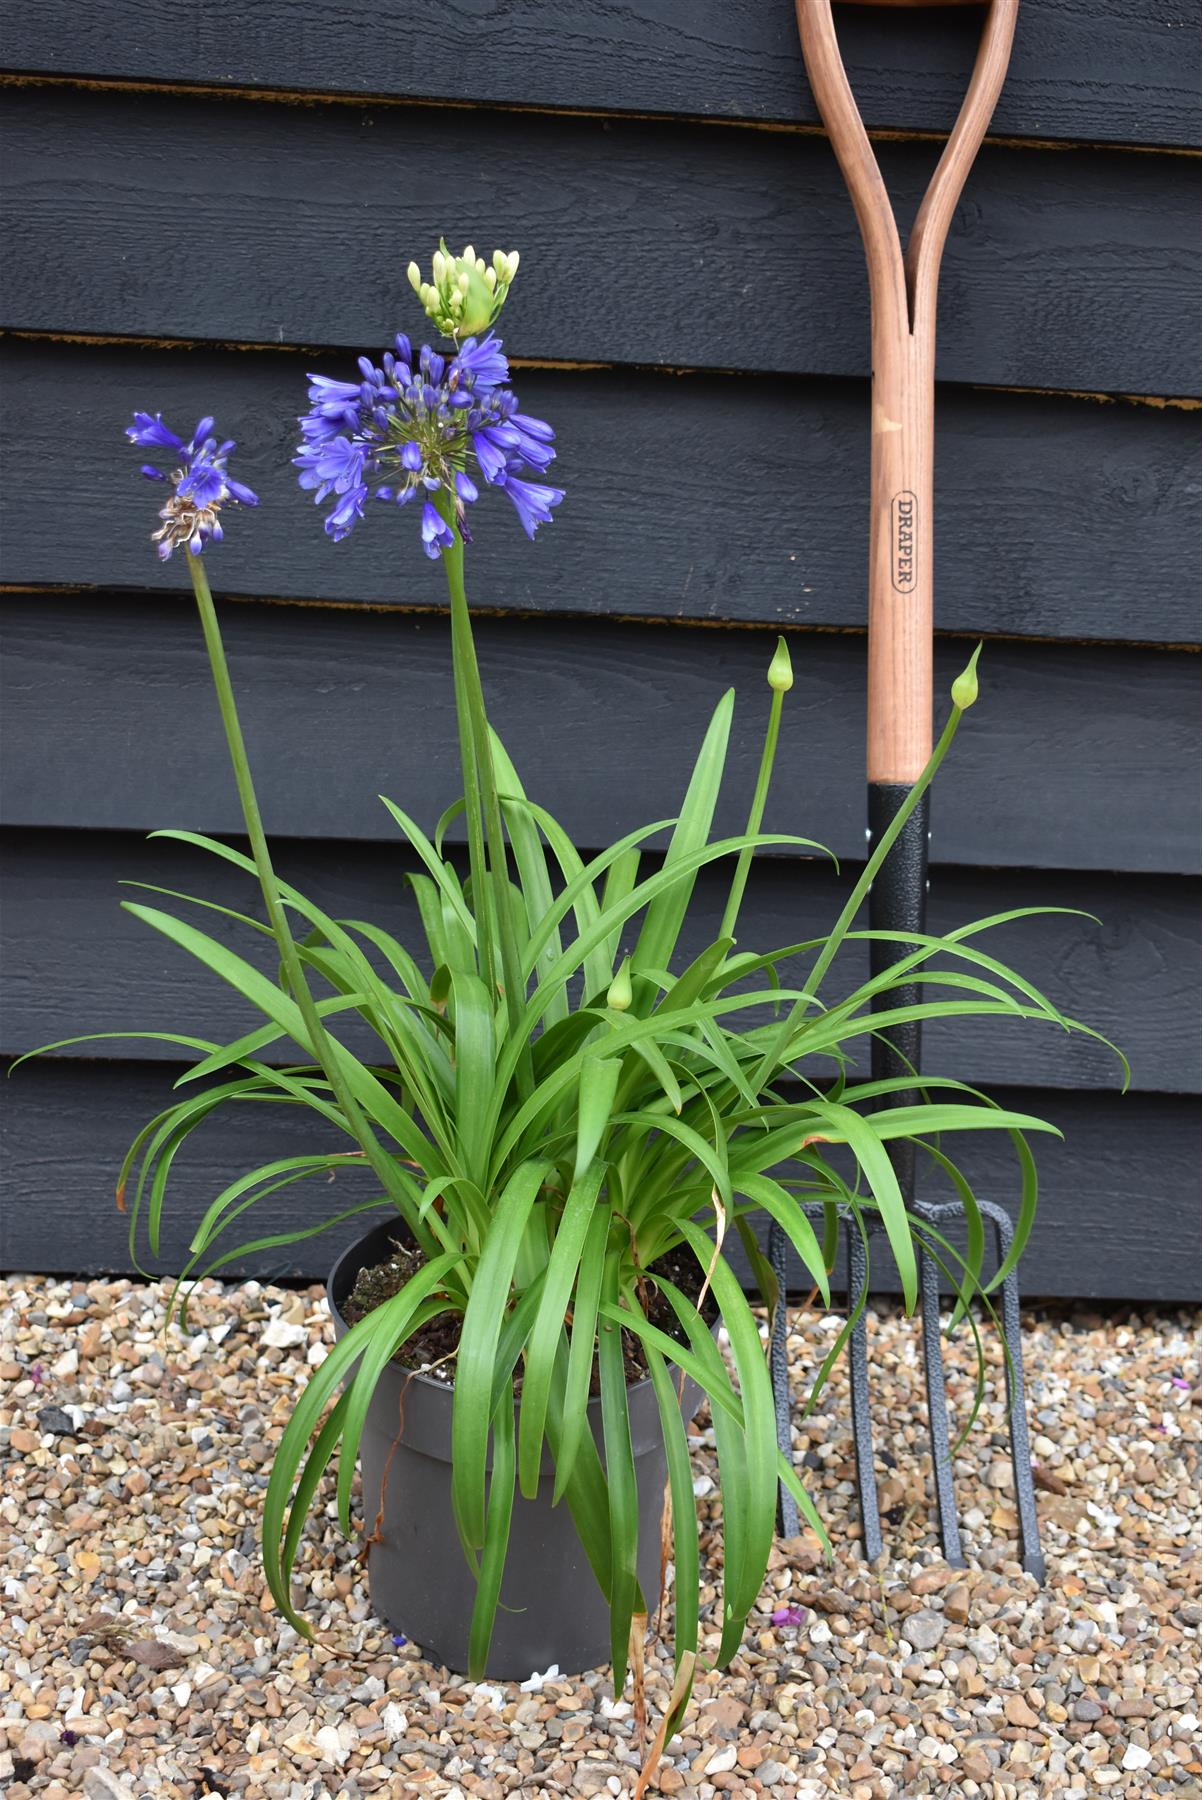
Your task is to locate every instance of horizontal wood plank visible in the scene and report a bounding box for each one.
[4,340,1199,643]
[3,1059,1195,1299]
[4,1,1200,149]
[3,827,1177,1091]
[2,594,1198,874]
[3,87,1199,395]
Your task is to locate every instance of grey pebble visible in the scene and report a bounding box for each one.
[902,1609,947,1652]
[36,1404,79,1436]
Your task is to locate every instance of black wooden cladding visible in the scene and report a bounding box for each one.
[3,828,1181,1095]
[3,594,1199,876]
[2,17,1200,1299]
[2,1059,1194,1301]
[6,341,1199,643]
[4,86,1201,396]
[5,0,1201,149]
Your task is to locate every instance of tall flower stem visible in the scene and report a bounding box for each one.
[435,489,533,1101]
[719,684,786,944]
[185,554,429,1238]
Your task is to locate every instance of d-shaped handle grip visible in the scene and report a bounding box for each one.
[796,0,1018,781]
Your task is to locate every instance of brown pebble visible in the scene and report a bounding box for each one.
[944,1583,971,1623]
[1003,1693,1041,1728]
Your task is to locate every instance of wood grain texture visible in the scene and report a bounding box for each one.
[3,86,1200,395]
[1,827,1187,1093]
[4,0,1199,149]
[3,1059,1195,1298]
[3,594,1198,874]
[6,341,1199,642]
[797,0,1018,781]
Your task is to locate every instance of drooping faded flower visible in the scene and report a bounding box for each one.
[126,413,259,559]
[294,333,563,556]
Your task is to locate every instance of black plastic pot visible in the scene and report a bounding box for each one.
[327,1218,706,1679]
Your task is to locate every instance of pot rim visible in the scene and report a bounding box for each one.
[325,1214,714,1403]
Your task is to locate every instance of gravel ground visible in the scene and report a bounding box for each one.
[1,1273,1198,1800]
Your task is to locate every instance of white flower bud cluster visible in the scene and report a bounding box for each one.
[408,242,521,339]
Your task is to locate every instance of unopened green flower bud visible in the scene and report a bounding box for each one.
[768,636,793,692]
[455,264,496,333]
[409,239,522,340]
[607,958,633,1012]
[407,261,422,293]
[951,643,982,710]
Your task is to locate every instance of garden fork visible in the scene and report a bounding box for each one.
[769,0,1045,1580]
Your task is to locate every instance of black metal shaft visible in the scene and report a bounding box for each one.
[867,782,931,1115]
[861,783,969,1566]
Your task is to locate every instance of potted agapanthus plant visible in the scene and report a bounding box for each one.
[23,242,1119,1745]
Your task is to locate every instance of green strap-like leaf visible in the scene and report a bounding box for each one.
[735,1173,831,1306]
[122,902,444,1199]
[575,1057,621,1182]
[630,692,733,1008]
[802,1099,917,1311]
[262,1252,460,1632]
[449,968,497,1190]
[451,1160,551,1550]
[468,1385,518,1679]
[642,1339,699,1706]
[551,1204,610,1505]
[599,1252,643,1690]
[517,1162,606,1498]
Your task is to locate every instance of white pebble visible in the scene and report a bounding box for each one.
[380,1702,409,1741]
[261,1318,307,1349]
[519,1663,559,1692]
[52,1347,79,1378]
[314,1723,348,1764]
[1121,1744,1153,1772]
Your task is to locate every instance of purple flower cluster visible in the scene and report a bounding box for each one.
[294,332,563,556]
[127,413,259,559]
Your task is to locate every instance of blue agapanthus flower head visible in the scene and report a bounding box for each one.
[127,412,259,560]
[294,332,563,557]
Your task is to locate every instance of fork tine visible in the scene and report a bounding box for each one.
[846,1215,884,1565]
[768,1217,801,1539]
[980,1200,1046,1582]
[915,1203,968,1568]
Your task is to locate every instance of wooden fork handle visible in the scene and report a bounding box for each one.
[838,1,985,9]
[796,0,1019,782]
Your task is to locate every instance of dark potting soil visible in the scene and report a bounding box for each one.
[341,1236,718,1391]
